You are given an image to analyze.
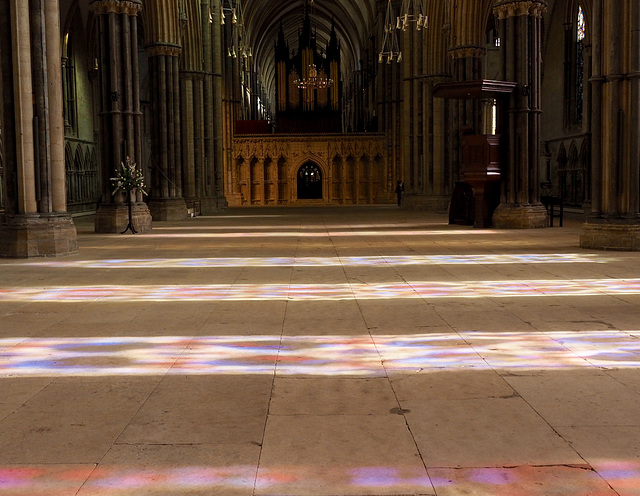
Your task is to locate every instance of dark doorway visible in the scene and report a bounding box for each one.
[297,162,323,199]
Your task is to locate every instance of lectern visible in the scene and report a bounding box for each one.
[433,80,516,228]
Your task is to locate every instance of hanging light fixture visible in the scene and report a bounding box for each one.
[293,0,333,88]
[397,0,427,31]
[294,64,334,89]
[221,0,252,58]
[219,0,237,25]
[379,0,402,63]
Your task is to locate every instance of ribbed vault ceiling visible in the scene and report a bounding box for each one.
[242,0,377,107]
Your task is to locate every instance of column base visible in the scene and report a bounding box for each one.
[95,202,153,233]
[147,198,188,221]
[580,222,640,251]
[199,196,229,215]
[0,213,78,258]
[492,203,548,229]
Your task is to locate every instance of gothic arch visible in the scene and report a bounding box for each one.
[557,142,568,170]
[290,153,329,202]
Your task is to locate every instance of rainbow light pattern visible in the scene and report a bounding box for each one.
[1,331,638,377]
[2,278,640,302]
[13,253,611,269]
[0,462,633,495]
[133,229,498,238]
[151,221,445,230]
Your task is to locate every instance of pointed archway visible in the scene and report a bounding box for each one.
[297,161,323,199]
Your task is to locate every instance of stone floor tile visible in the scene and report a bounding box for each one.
[256,414,432,495]
[0,377,52,421]
[0,311,68,334]
[555,426,640,496]
[605,368,640,395]
[78,443,260,496]
[429,465,618,496]
[390,369,515,401]
[0,464,95,496]
[270,377,397,415]
[0,378,158,464]
[503,369,640,427]
[282,300,369,336]
[201,300,287,332]
[357,300,449,334]
[405,397,582,467]
[118,376,272,445]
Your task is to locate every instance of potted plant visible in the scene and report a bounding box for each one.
[110,157,148,234]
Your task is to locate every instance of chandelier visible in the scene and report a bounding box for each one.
[379,0,427,64]
[379,0,402,63]
[294,64,333,89]
[397,0,427,31]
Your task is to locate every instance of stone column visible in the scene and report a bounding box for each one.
[581,0,640,249]
[141,0,187,220]
[377,0,403,203]
[491,0,548,228]
[0,0,78,257]
[145,43,187,220]
[210,0,228,210]
[91,0,152,233]
[401,1,450,210]
[221,5,243,207]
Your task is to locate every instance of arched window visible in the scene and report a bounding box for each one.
[575,5,586,123]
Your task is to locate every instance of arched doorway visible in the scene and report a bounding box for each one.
[297,161,323,199]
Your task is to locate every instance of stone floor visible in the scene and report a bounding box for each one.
[0,206,639,496]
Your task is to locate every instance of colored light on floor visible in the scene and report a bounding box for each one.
[0,463,631,495]
[1,331,638,377]
[13,253,611,269]
[1,278,640,302]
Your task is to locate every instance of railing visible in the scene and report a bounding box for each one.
[542,134,590,207]
[65,138,100,213]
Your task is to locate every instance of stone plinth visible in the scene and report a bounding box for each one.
[0,213,78,258]
[148,198,188,221]
[199,197,229,215]
[580,223,640,251]
[95,202,153,233]
[492,203,548,229]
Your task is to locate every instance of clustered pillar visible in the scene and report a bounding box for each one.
[491,0,548,228]
[580,0,640,250]
[0,0,78,257]
[90,0,152,233]
[178,0,227,215]
[146,43,188,220]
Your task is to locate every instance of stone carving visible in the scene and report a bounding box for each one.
[494,1,547,20]
[231,135,388,206]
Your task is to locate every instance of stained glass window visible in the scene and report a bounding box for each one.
[577,6,586,42]
[576,5,586,123]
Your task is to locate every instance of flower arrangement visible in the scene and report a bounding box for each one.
[111,157,148,197]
